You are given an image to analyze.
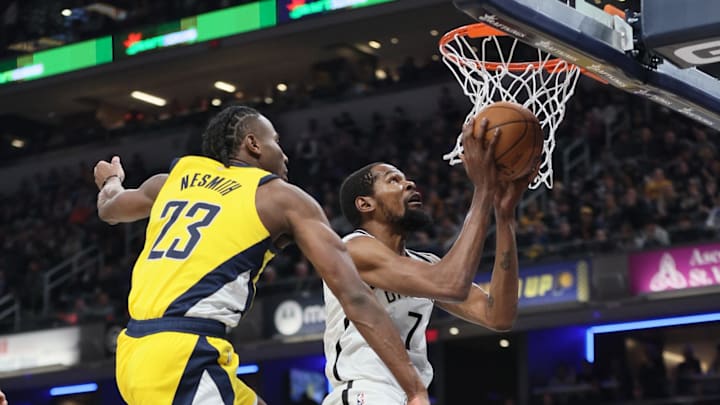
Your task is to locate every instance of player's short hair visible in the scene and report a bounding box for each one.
[201,106,260,166]
[339,162,381,227]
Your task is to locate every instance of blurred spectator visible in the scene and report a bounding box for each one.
[636,219,671,249]
[674,344,702,396]
[636,342,669,399]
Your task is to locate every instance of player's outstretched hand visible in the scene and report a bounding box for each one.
[94,155,125,190]
[0,388,8,405]
[460,116,500,194]
[494,174,533,220]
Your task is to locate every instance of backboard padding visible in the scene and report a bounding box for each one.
[453,0,720,130]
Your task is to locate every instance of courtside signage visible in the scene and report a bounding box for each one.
[0,327,82,372]
[474,259,590,307]
[629,242,720,294]
[265,296,326,338]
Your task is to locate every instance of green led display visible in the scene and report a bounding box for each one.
[117,0,277,57]
[0,37,112,85]
[279,0,396,22]
[0,0,395,86]
[195,0,276,42]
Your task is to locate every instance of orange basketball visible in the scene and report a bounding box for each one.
[473,101,544,181]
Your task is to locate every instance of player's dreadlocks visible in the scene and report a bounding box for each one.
[339,162,382,227]
[201,106,260,166]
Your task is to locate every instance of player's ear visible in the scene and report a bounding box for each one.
[244,133,261,156]
[355,196,375,214]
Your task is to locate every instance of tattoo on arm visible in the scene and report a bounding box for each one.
[500,251,511,271]
[486,294,495,318]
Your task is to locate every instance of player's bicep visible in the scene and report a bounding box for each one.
[100,174,166,223]
[139,174,168,201]
[348,238,449,300]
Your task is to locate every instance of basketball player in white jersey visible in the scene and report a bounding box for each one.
[323,117,527,404]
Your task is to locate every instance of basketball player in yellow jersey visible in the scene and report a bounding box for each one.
[93,106,430,405]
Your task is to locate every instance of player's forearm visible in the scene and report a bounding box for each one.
[486,217,519,331]
[346,293,426,399]
[97,184,150,224]
[436,189,493,299]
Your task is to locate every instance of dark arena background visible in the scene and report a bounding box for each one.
[1,0,720,404]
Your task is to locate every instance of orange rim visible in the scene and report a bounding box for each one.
[439,23,605,81]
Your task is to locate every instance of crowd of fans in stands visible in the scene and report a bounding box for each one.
[1,69,719,330]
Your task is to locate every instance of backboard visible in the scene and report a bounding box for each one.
[452,0,720,130]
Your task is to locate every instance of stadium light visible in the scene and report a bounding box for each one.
[237,364,259,375]
[50,383,98,396]
[214,81,236,93]
[131,91,166,107]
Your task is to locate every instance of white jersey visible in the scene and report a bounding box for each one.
[323,229,437,394]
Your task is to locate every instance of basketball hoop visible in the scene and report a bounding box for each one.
[439,23,586,189]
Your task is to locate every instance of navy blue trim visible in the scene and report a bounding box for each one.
[126,317,226,338]
[258,173,279,186]
[169,157,181,172]
[172,336,235,405]
[229,161,250,167]
[164,238,273,317]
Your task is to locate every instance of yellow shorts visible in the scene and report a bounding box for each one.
[116,317,257,405]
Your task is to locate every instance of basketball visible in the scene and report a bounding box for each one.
[472,101,544,181]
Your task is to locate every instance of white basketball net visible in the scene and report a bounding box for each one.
[440,25,582,189]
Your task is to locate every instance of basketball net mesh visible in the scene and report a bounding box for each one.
[440,28,582,189]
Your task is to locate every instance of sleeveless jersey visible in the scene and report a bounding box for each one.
[128,155,278,327]
[323,230,437,390]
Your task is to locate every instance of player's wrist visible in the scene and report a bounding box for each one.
[102,174,122,188]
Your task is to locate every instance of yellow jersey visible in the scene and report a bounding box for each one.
[127,155,278,327]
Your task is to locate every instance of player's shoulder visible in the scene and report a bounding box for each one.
[257,178,322,219]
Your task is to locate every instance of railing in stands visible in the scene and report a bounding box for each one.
[0,293,21,332]
[563,137,591,186]
[42,246,104,317]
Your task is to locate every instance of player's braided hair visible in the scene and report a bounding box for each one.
[339,162,381,228]
[201,106,260,166]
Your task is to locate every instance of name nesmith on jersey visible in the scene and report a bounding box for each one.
[180,172,242,196]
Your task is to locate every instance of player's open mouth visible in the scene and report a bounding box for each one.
[407,193,423,207]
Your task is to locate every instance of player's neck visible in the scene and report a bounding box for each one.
[230,152,259,168]
[362,222,407,254]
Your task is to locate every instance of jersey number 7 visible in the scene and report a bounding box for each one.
[148,200,221,260]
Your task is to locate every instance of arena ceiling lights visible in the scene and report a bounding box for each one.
[130,91,167,107]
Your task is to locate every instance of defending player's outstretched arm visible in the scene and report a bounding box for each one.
[436,177,527,331]
[346,118,500,303]
[261,179,430,405]
[93,155,167,225]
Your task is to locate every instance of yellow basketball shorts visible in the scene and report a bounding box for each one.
[116,317,257,405]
